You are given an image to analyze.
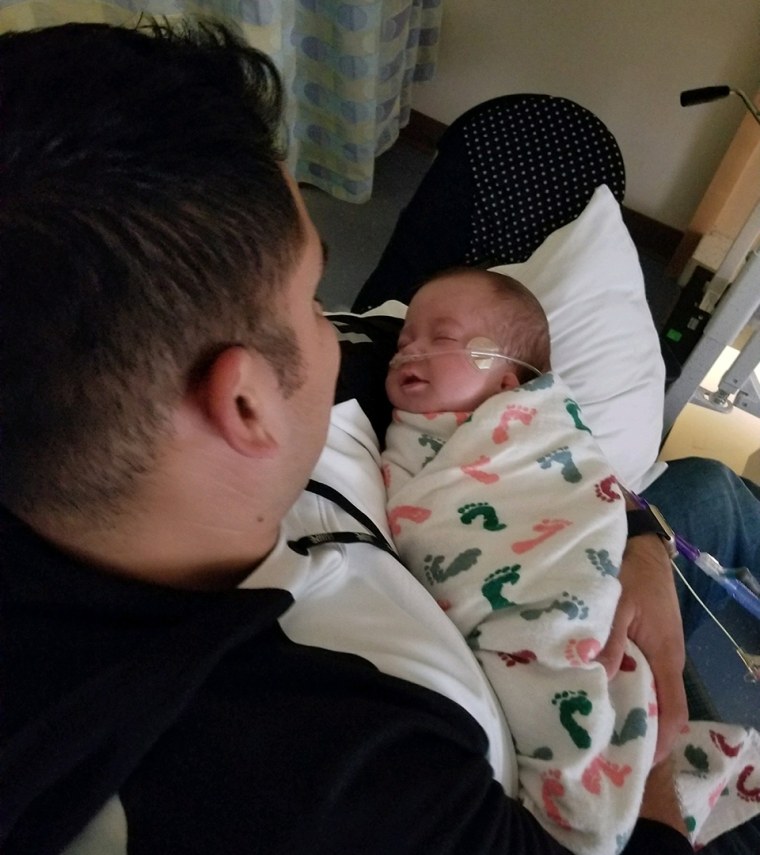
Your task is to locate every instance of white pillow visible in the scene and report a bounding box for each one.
[490,185,665,492]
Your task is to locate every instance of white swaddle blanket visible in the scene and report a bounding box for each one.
[383,372,760,854]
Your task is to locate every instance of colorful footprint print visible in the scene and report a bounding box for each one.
[422,548,481,585]
[537,446,582,483]
[564,397,592,433]
[512,518,571,554]
[564,637,601,666]
[710,729,744,758]
[552,690,593,749]
[582,755,632,794]
[541,770,571,830]
[523,373,555,391]
[418,433,443,465]
[737,766,760,802]
[497,649,537,667]
[481,564,522,609]
[424,410,470,426]
[461,454,500,484]
[458,502,507,531]
[387,504,431,536]
[491,404,537,444]
[521,593,589,622]
[530,746,554,761]
[594,474,621,503]
[684,744,710,773]
[620,653,638,673]
[611,708,648,746]
[585,547,619,577]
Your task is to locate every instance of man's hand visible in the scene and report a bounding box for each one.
[638,755,689,837]
[597,532,688,762]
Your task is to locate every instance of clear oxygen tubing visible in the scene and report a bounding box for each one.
[389,335,543,377]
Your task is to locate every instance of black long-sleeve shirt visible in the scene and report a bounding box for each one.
[0,488,689,855]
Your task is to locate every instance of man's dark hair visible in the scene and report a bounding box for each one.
[0,20,305,520]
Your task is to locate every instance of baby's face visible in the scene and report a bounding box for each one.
[386,274,516,414]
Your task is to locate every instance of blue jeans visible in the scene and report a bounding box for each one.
[641,457,760,638]
[642,457,760,854]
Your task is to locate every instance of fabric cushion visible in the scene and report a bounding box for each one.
[490,185,665,491]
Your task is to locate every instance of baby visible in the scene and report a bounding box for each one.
[382,267,759,855]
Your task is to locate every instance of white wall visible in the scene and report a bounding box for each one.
[412,0,760,229]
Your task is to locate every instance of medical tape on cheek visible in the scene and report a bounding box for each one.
[466,336,501,370]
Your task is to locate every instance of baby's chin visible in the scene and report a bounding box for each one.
[389,398,432,415]
[389,395,448,417]
[388,381,435,413]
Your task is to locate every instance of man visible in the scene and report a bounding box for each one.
[0,20,693,854]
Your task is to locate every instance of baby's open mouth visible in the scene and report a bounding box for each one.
[400,370,426,387]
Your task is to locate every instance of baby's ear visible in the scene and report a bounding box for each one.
[499,370,521,391]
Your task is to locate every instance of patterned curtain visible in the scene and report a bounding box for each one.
[0,0,443,202]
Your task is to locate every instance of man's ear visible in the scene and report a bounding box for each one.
[195,346,279,458]
[499,370,521,391]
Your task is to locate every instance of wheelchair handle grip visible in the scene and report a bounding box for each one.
[680,86,731,107]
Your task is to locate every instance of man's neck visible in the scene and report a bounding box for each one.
[22,469,283,591]
[29,509,280,591]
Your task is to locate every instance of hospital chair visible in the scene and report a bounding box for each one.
[352,93,625,313]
